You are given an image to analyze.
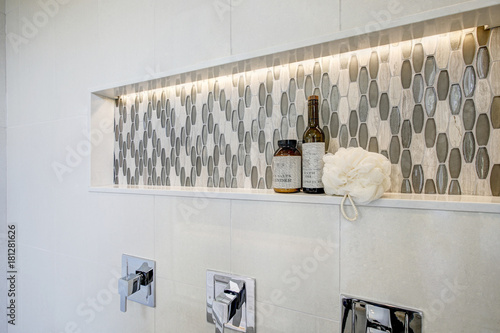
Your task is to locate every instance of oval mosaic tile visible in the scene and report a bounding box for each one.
[477,47,490,79]
[412,105,424,134]
[476,114,490,146]
[475,147,490,179]
[412,164,424,194]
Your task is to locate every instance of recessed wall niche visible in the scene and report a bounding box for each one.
[111,26,500,196]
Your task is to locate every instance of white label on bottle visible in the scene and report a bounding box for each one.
[302,142,325,188]
[272,156,301,189]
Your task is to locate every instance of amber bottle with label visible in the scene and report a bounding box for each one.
[302,95,325,194]
[272,140,302,193]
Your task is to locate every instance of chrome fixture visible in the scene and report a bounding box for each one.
[341,295,422,333]
[118,255,156,312]
[206,270,256,333]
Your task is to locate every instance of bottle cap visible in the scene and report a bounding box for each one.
[277,139,297,148]
[307,95,319,101]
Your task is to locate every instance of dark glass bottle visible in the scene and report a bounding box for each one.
[272,140,302,193]
[302,95,325,194]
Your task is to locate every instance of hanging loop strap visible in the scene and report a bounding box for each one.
[341,194,359,221]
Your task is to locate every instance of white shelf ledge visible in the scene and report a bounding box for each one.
[89,185,500,214]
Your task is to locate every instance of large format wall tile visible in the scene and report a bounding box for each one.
[114,27,500,196]
[340,206,500,332]
[154,195,231,287]
[230,200,340,321]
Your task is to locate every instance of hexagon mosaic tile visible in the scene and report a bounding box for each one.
[114,27,500,196]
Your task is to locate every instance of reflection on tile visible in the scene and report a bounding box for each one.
[436,164,448,194]
[463,33,476,65]
[412,164,424,194]
[463,131,476,163]
[476,147,490,179]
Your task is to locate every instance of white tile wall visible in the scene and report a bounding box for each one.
[5,0,500,332]
[231,200,340,321]
[154,195,231,287]
[340,207,500,332]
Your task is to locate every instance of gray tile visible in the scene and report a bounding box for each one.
[349,55,359,82]
[413,104,424,134]
[359,123,368,149]
[359,95,369,122]
[413,43,424,73]
[425,118,437,148]
[304,75,313,99]
[424,56,437,86]
[463,131,476,163]
[401,179,412,193]
[448,179,462,195]
[389,136,401,164]
[477,26,491,46]
[412,74,424,103]
[245,86,252,108]
[463,33,476,65]
[463,66,476,98]
[330,112,339,138]
[462,99,476,131]
[437,70,449,100]
[476,147,490,179]
[369,80,378,107]
[424,87,437,117]
[401,120,412,148]
[321,73,330,98]
[436,133,449,163]
[379,93,390,120]
[492,96,500,129]
[477,47,490,79]
[339,124,349,148]
[313,62,321,86]
[369,51,379,79]
[424,179,437,194]
[368,137,379,153]
[281,92,289,116]
[476,113,490,146]
[412,164,424,194]
[330,85,340,111]
[449,84,462,115]
[238,99,245,120]
[359,67,369,94]
[296,115,305,141]
[286,80,296,106]
[259,83,266,106]
[390,106,401,135]
[401,149,412,178]
[321,99,330,125]
[436,164,448,194]
[349,110,359,137]
[401,60,412,89]
[491,164,500,196]
[266,95,273,117]
[449,148,462,178]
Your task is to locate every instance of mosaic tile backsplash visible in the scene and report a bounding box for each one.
[114,27,500,196]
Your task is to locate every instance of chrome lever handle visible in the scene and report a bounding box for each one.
[118,273,142,312]
[212,279,246,332]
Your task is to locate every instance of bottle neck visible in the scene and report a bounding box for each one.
[308,100,319,127]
